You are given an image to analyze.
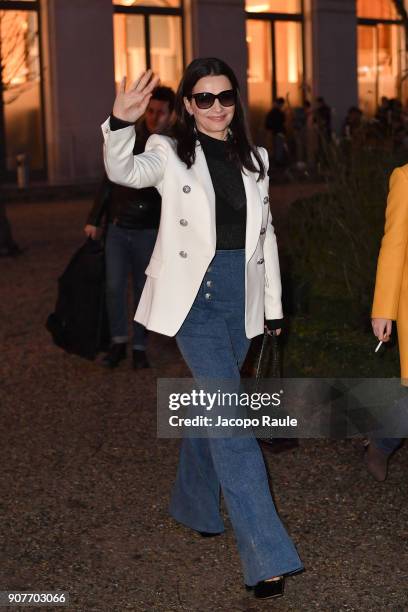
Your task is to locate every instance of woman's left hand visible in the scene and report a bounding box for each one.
[264,325,282,336]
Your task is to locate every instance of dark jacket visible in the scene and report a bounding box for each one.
[265,107,285,134]
[87,121,162,230]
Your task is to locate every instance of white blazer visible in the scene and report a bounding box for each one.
[101,117,283,338]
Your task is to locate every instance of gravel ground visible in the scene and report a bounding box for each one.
[0,196,407,612]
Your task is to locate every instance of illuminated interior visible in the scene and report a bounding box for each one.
[275,21,303,105]
[113,2,183,93]
[357,0,398,20]
[246,0,301,13]
[247,20,273,145]
[114,0,181,7]
[114,14,146,83]
[149,15,183,91]
[246,16,303,145]
[0,8,44,171]
[357,0,405,114]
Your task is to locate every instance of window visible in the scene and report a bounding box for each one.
[247,20,273,142]
[357,0,398,20]
[0,2,45,177]
[149,15,183,90]
[114,0,181,7]
[275,21,303,104]
[246,0,301,14]
[357,0,405,115]
[246,1,304,144]
[113,0,184,93]
[114,14,146,79]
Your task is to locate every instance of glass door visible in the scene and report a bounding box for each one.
[113,13,146,86]
[149,15,183,93]
[358,25,377,115]
[358,23,403,115]
[274,21,303,106]
[247,19,273,147]
[246,16,304,146]
[377,23,401,102]
[113,1,184,93]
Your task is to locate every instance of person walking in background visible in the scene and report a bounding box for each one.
[375,96,390,130]
[265,97,287,167]
[342,106,364,159]
[84,86,175,369]
[292,100,311,168]
[370,165,408,481]
[315,96,332,165]
[305,100,317,170]
[342,106,363,141]
[102,58,303,599]
[315,96,331,141]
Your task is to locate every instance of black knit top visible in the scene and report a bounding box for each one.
[197,131,246,250]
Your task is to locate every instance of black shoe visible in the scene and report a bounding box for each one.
[102,343,127,368]
[132,349,150,369]
[198,531,222,538]
[245,576,285,599]
[363,442,389,482]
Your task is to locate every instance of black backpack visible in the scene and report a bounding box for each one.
[46,238,109,360]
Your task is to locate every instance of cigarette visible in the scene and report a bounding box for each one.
[375,341,383,353]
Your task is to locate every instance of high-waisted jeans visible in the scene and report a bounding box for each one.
[170,249,303,586]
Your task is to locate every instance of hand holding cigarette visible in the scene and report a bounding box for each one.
[371,318,392,353]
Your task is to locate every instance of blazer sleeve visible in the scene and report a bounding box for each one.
[372,166,408,320]
[101,117,168,189]
[259,146,283,320]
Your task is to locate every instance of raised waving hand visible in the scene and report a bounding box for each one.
[112,69,160,124]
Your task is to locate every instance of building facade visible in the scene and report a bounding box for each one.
[0,0,407,184]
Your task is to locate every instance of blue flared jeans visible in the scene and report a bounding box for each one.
[170,249,303,586]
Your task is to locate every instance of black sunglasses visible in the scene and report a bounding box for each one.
[189,89,236,109]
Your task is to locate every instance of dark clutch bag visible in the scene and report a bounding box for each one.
[254,330,282,386]
[253,331,288,446]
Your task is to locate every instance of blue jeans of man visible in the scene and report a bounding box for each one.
[170,249,303,586]
[105,223,157,349]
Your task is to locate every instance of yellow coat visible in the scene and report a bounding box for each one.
[372,164,408,382]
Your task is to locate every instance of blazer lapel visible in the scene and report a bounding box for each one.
[191,142,216,254]
[242,167,263,262]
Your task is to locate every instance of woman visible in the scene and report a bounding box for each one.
[370,165,408,480]
[102,58,303,599]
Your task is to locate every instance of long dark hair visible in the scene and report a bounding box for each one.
[174,57,265,181]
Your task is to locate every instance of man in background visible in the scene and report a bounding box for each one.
[265,98,287,167]
[84,86,175,369]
